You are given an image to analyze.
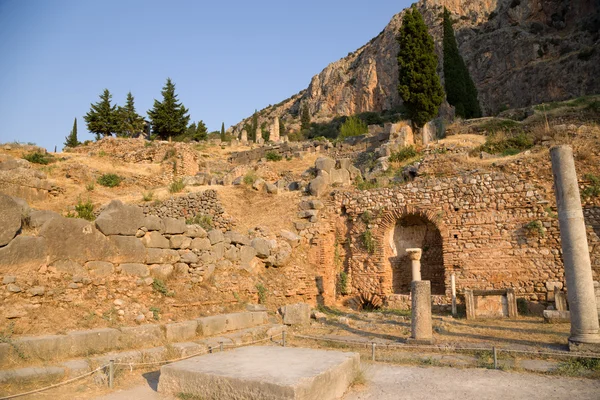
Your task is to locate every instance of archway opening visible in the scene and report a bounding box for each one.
[387,214,445,295]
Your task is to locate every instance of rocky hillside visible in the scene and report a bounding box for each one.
[234,0,599,132]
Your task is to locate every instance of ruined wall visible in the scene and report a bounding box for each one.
[228,141,329,165]
[333,172,600,304]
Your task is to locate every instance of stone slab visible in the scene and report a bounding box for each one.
[158,346,360,400]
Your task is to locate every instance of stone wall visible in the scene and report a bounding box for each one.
[228,141,329,165]
[333,172,600,305]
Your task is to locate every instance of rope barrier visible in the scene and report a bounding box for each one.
[0,364,108,400]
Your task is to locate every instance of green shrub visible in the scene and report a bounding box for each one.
[361,229,376,254]
[97,173,123,187]
[149,306,160,320]
[337,271,349,296]
[85,182,95,191]
[556,357,600,377]
[265,151,282,161]
[152,279,173,296]
[477,132,533,156]
[361,211,372,224]
[339,115,368,139]
[243,171,258,185]
[22,152,54,165]
[186,214,213,230]
[169,178,186,193]
[389,146,419,163]
[524,220,545,238]
[142,191,154,201]
[74,198,95,221]
[355,176,380,191]
[582,174,600,199]
[256,283,268,304]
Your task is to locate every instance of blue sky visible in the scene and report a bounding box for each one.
[0,0,411,151]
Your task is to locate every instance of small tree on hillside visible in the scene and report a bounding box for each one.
[220,122,225,141]
[84,89,118,139]
[397,6,444,127]
[443,7,481,119]
[196,120,208,141]
[279,117,286,136]
[116,92,145,137]
[147,78,190,140]
[300,104,311,131]
[250,111,258,142]
[339,115,368,139]
[64,117,80,148]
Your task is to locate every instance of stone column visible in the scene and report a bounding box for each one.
[550,145,600,349]
[406,248,422,282]
[270,118,280,143]
[408,280,434,344]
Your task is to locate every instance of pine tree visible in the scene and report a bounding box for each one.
[147,78,190,140]
[397,7,444,127]
[116,92,145,137]
[186,122,197,138]
[220,122,225,141]
[195,120,208,141]
[64,117,80,148]
[443,8,481,119]
[84,89,118,139]
[300,104,311,131]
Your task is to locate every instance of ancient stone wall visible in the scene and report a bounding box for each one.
[333,172,600,305]
[228,141,329,165]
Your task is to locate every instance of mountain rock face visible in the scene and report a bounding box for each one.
[235,0,599,132]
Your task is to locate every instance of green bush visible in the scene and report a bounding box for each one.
[582,174,600,199]
[186,214,213,230]
[97,173,123,187]
[337,271,349,296]
[243,171,258,185]
[142,191,154,201]
[339,115,368,139]
[265,151,282,162]
[74,198,95,221]
[169,178,186,193]
[256,283,268,304]
[355,176,380,191]
[152,279,173,296]
[524,220,545,238]
[478,132,533,156]
[22,152,54,165]
[389,146,419,163]
[361,229,376,254]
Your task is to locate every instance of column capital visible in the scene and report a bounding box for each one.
[406,248,422,261]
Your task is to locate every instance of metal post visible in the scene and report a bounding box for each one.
[371,342,376,361]
[108,359,114,388]
[282,331,287,347]
[220,342,224,352]
[451,273,457,317]
[493,346,497,369]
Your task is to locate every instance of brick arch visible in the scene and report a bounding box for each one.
[372,206,447,296]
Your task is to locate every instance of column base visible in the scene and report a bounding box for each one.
[406,337,435,345]
[569,334,600,353]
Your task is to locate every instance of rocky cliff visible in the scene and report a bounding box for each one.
[235,0,599,132]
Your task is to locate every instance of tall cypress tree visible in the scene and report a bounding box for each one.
[250,111,258,141]
[279,117,286,136]
[443,7,481,119]
[84,89,118,139]
[397,7,444,127]
[116,92,145,137]
[64,117,79,148]
[220,122,225,141]
[147,78,190,140]
[300,104,311,131]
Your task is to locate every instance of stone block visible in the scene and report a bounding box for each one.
[207,229,224,245]
[308,175,329,197]
[108,235,147,263]
[315,157,336,173]
[543,310,571,323]
[157,346,360,400]
[240,245,257,265]
[170,235,192,249]
[179,250,198,264]
[146,248,180,264]
[280,230,301,247]
[143,215,164,231]
[0,235,46,268]
[95,199,144,236]
[150,264,174,280]
[281,303,311,325]
[141,231,170,248]
[28,209,60,229]
[163,217,186,234]
[120,263,150,277]
[224,231,251,246]
[67,328,121,357]
[85,261,114,276]
[165,320,198,342]
[196,314,228,337]
[186,224,207,238]
[246,304,267,312]
[118,324,164,347]
[0,194,22,246]
[251,238,271,258]
[211,242,226,260]
[190,237,211,251]
[0,366,65,384]
[51,259,85,275]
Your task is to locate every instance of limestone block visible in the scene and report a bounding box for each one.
[0,194,23,246]
[170,235,191,249]
[224,246,240,262]
[190,237,211,251]
[150,264,174,280]
[252,178,266,191]
[185,224,207,238]
[266,183,279,194]
[347,165,362,180]
[68,328,121,357]
[173,263,189,276]
[0,366,65,384]
[85,261,114,276]
[240,245,257,265]
[224,231,250,246]
[28,209,60,229]
[211,242,226,260]
[267,241,292,267]
[95,200,145,236]
[146,248,180,264]
[207,229,224,245]
[196,314,228,337]
[281,303,311,325]
[0,236,46,268]
[51,259,85,275]
[330,168,350,186]
[143,215,164,231]
[336,158,351,170]
[251,238,271,259]
[141,232,170,249]
[280,230,301,248]
[179,250,198,264]
[315,157,335,173]
[118,324,163,348]
[309,200,324,210]
[120,263,150,277]
[108,235,147,263]
[163,218,186,235]
[543,310,571,323]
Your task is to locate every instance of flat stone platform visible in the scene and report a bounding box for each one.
[157,346,360,400]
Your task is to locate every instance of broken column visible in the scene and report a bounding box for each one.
[240,130,248,144]
[408,280,434,344]
[550,145,600,350]
[406,248,422,281]
[270,118,280,143]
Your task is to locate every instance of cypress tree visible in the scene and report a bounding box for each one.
[397,7,444,127]
[443,7,481,119]
[300,104,311,131]
[84,89,118,139]
[279,117,286,136]
[64,117,80,148]
[220,122,225,141]
[116,92,145,137]
[250,111,258,141]
[147,78,190,140]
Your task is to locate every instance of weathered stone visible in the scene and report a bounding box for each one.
[309,200,324,210]
[28,286,45,296]
[120,263,149,277]
[146,248,180,264]
[51,259,85,275]
[150,264,174,280]
[409,280,434,345]
[251,238,271,259]
[246,304,267,312]
[141,231,170,249]
[281,303,311,325]
[190,237,211,251]
[298,210,318,219]
[0,236,46,268]
[7,283,22,293]
[224,246,240,262]
[267,241,292,267]
[143,215,164,232]
[252,178,266,191]
[329,168,351,186]
[179,251,198,264]
[39,217,114,264]
[165,320,198,342]
[0,194,22,246]
[347,165,361,180]
[315,157,336,173]
[280,230,301,248]
[232,176,243,185]
[170,235,192,249]
[211,242,225,260]
[311,311,327,322]
[2,276,16,284]
[185,224,207,238]
[543,310,571,323]
[240,245,257,265]
[173,263,189,276]
[85,261,114,276]
[207,229,224,245]
[308,176,328,197]
[108,235,146,263]
[28,209,61,229]
[163,218,186,235]
[266,183,279,195]
[95,200,144,236]
[224,231,250,246]
[336,158,352,170]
